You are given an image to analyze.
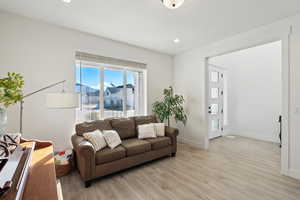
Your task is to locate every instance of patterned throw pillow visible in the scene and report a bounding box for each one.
[83,130,107,151]
[153,123,165,137]
[102,130,122,149]
[137,123,157,139]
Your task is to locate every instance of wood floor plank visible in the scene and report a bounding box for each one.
[60,136,300,200]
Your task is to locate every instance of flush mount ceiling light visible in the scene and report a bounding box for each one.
[62,0,71,3]
[174,38,180,43]
[161,0,185,9]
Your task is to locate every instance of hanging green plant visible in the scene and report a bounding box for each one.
[152,86,187,126]
[0,72,24,108]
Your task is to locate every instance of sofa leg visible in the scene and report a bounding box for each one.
[171,152,176,157]
[85,180,92,188]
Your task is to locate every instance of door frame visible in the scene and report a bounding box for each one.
[204,28,292,176]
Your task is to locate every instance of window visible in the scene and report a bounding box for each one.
[76,60,146,122]
[210,71,219,82]
[210,104,219,115]
[126,71,139,117]
[211,88,219,99]
[76,66,101,121]
[103,68,124,118]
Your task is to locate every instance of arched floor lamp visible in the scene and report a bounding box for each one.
[20,80,79,134]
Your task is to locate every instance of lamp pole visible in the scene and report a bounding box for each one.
[19,80,66,134]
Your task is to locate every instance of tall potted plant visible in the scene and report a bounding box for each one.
[153,86,187,126]
[0,72,24,135]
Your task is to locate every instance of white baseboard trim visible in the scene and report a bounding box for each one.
[178,137,204,149]
[223,132,279,143]
[281,168,289,177]
[287,169,300,180]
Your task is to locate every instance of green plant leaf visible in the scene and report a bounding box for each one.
[152,86,187,126]
[0,72,24,108]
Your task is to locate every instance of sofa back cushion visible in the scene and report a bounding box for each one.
[76,120,112,136]
[110,118,136,139]
[134,115,157,127]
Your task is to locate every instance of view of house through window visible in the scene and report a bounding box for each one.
[76,62,145,122]
[103,68,124,118]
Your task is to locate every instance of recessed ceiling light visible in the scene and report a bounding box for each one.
[174,38,180,43]
[62,0,71,3]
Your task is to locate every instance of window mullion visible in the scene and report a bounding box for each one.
[141,71,146,115]
[79,62,83,111]
[100,67,104,119]
[135,72,139,115]
[123,70,127,117]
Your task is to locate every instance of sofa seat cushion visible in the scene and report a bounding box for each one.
[95,146,126,165]
[122,138,151,156]
[146,137,171,150]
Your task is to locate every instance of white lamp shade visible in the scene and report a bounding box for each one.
[46,93,79,108]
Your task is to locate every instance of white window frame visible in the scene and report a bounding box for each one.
[76,60,147,120]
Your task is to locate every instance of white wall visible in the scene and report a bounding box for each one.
[209,41,282,143]
[174,13,300,179]
[0,11,173,151]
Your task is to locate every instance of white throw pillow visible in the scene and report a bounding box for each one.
[138,123,157,139]
[102,130,122,149]
[153,123,165,137]
[83,130,107,151]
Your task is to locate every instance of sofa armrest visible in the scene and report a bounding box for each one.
[165,126,179,154]
[165,126,179,137]
[71,134,95,181]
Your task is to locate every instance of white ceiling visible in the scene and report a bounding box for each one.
[0,0,300,55]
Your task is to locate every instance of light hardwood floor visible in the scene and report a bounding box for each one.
[60,136,300,200]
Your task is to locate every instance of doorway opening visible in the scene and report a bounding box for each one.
[206,40,286,172]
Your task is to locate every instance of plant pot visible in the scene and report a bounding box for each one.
[0,108,7,136]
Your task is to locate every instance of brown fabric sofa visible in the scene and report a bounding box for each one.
[71,115,179,187]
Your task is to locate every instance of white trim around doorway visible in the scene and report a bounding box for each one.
[204,27,292,177]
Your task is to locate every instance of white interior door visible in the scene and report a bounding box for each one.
[208,65,224,139]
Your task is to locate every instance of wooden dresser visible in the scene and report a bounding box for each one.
[21,141,58,200]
